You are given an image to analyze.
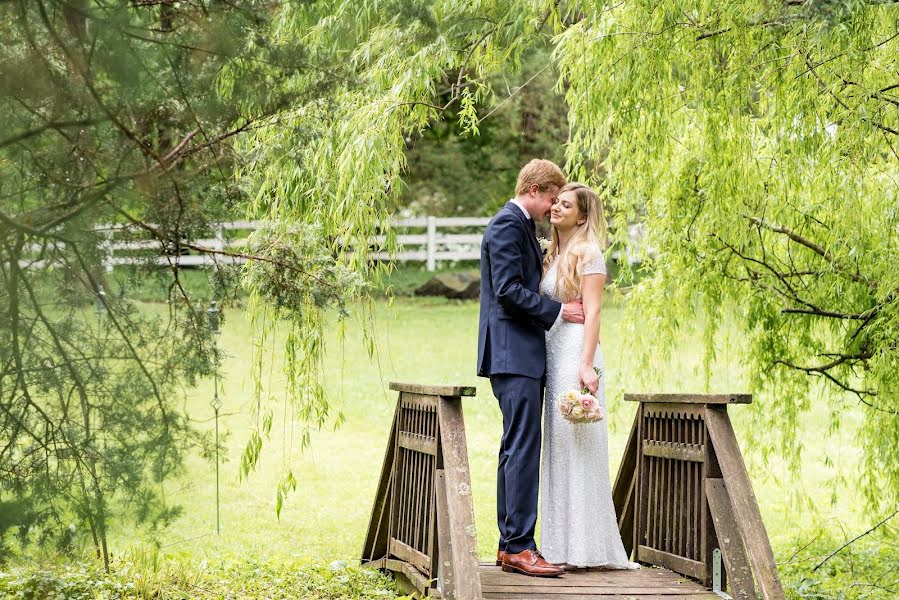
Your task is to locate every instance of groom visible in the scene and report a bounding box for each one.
[477,159,584,577]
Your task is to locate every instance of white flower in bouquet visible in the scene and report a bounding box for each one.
[557,367,605,424]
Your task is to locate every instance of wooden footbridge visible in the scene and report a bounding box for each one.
[362,383,785,600]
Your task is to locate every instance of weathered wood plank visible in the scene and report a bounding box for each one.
[478,564,723,598]
[390,537,431,573]
[644,405,706,419]
[701,422,716,589]
[479,576,706,587]
[400,392,439,410]
[398,431,438,456]
[361,398,400,562]
[482,594,718,599]
[634,404,647,555]
[705,407,784,600]
[436,470,456,599]
[427,455,437,577]
[664,449,672,553]
[391,382,476,397]
[625,394,752,405]
[412,445,423,552]
[482,586,714,593]
[674,444,681,556]
[386,558,431,597]
[638,546,706,581]
[612,415,638,556]
[643,440,703,462]
[647,426,656,550]
[706,478,757,600]
[397,447,408,546]
[479,567,706,586]
[694,415,703,561]
[438,397,483,600]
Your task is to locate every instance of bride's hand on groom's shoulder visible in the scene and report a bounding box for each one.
[562,299,584,324]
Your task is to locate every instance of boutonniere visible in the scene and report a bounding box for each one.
[537,237,551,254]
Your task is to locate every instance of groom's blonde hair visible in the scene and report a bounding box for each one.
[515,159,566,196]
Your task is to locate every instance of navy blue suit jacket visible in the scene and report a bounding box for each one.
[477,202,562,378]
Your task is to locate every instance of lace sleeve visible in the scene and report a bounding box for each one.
[581,246,607,276]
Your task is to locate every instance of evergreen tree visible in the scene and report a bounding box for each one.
[0,0,354,564]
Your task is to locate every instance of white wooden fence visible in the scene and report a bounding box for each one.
[369,216,489,271]
[21,217,491,272]
[21,217,645,272]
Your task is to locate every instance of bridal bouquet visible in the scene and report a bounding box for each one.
[558,368,604,424]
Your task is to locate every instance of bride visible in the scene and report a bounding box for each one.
[539,182,639,570]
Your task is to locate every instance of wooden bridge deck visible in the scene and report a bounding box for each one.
[478,563,720,600]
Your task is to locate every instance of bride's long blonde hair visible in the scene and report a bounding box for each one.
[543,183,607,302]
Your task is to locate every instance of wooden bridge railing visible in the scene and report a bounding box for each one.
[362,383,482,599]
[612,394,785,600]
[364,387,784,600]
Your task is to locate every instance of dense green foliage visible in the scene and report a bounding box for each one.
[400,46,569,216]
[0,1,351,564]
[3,2,898,590]
[226,0,562,507]
[779,526,898,599]
[0,557,408,599]
[553,1,899,515]
[244,0,899,510]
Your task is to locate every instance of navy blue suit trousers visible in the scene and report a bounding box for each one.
[477,202,562,554]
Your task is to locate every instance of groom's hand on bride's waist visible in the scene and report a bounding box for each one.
[561,299,585,324]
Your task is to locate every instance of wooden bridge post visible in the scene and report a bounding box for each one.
[612,393,785,600]
[362,382,482,600]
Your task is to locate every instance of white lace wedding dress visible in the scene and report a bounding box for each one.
[539,253,639,569]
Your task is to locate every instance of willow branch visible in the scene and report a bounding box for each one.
[781,307,867,320]
[803,55,899,136]
[747,216,868,285]
[812,509,899,572]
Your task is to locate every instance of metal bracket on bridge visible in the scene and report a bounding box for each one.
[712,548,733,599]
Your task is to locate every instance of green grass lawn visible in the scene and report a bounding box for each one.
[105,292,870,573]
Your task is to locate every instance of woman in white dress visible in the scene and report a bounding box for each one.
[539,182,639,570]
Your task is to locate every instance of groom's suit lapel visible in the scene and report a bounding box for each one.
[503,202,542,271]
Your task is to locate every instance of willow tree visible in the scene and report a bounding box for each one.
[209,8,899,564]
[228,0,557,508]
[238,1,898,516]
[552,0,899,516]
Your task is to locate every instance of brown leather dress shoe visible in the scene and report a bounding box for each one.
[501,549,564,577]
[495,550,506,566]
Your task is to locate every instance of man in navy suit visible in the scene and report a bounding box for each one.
[478,159,584,577]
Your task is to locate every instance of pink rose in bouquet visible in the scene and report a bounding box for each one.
[579,394,596,411]
[557,368,605,424]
